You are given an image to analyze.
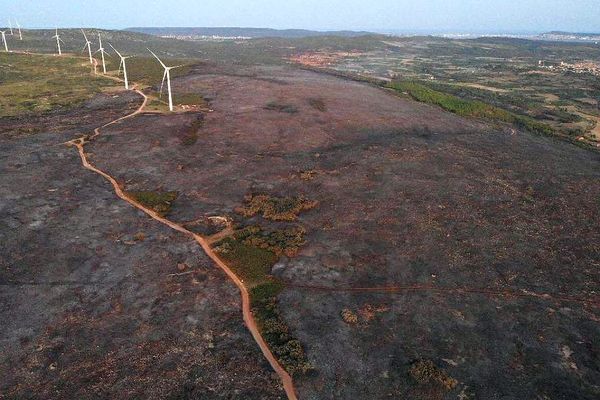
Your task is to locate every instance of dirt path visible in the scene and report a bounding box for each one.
[61,63,297,398]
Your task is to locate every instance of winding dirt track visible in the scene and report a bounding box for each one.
[24,53,597,399]
[64,74,297,398]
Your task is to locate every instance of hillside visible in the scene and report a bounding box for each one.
[126,27,375,39]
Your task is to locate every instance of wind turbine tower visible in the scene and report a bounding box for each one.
[109,44,131,89]
[52,29,63,56]
[81,29,93,65]
[148,48,184,112]
[8,20,13,35]
[95,34,108,74]
[0,31,8,52]
[15,19,22,40]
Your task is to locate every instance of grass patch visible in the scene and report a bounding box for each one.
[213,223,313,377]
[236,194,317,221]
[173,92,208,107]
[213,236,278,286]
[213,224,307,284]
[250,281,314,377]
[265,101,298,114]
[0,53,116,118]
[126,190,178,216]
[123,57,194,87]
[388,80,555,136]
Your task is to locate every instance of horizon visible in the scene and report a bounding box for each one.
[6,26,599,38]
[2,0,600,33]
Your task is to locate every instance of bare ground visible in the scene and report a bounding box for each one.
[86,64,600,399]
[0,95,284,399]
[2,63,599,399]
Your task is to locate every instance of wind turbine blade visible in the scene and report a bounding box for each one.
[159,70,167,97]
[118,59,123,75]
[147,48,167,68]
[81,29,89,42]
[108,43,122,58]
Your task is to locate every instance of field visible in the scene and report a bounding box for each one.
[1,32,599,400]
[288,37,600,147]
[0,53,115,117]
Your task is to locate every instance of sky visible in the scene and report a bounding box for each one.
[2,0,600,34]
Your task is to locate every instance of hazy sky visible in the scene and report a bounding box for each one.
[3,0,600,33]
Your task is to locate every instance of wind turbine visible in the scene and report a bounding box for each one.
[81,29,93,65]
[8,19,13,35]
[52,28,63,56]
[109,44,131,89]
[95,33,108,74]
[14,19,22,40]
[0,31,8,52]
[147,48,184,112]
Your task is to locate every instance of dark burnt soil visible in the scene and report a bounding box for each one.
[0,97,284,399]
[85,64,600,399]
[0,91,141,140]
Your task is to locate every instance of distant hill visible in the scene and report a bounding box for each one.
[126,27,375,39]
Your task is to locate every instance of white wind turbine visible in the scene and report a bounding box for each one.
[0,31,8,52]
[8,19,13,35]
[109,44,131,89]
[81,29,93,65]
[95,33,108,74]
[148,48,184,112]
[52,28,63,56]
[14,19,22,40]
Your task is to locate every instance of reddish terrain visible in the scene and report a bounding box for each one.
[2,61,599,399]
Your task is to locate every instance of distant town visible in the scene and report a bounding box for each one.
[539,60,600,76]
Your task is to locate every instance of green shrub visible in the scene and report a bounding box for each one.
[388,80,556,137]
[213,237,278,286]
[250,281,313,376]
[236,194,317,221]
[126,190,178,216]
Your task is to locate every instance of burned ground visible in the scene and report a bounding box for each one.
[79,65,600,399]
[1,58,599,400]
[0,96,284,399]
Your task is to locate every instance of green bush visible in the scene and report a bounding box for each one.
[388,80,556,137]
[126,190,178,216]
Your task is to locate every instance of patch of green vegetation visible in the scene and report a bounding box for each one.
[213,236,278,286]
[124,57,195,87]
[250,281,314,377]
[409,359,458,391]
[236,194,317,221]
[388,80,555,136]
[265,101,299,114]
[213,221,313,377]
[233,225,307,257]
[307,97,327,112]
[126,190,178,216]
[0,53,115,118]
[173,92,208,107]
[213,224,307,283]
